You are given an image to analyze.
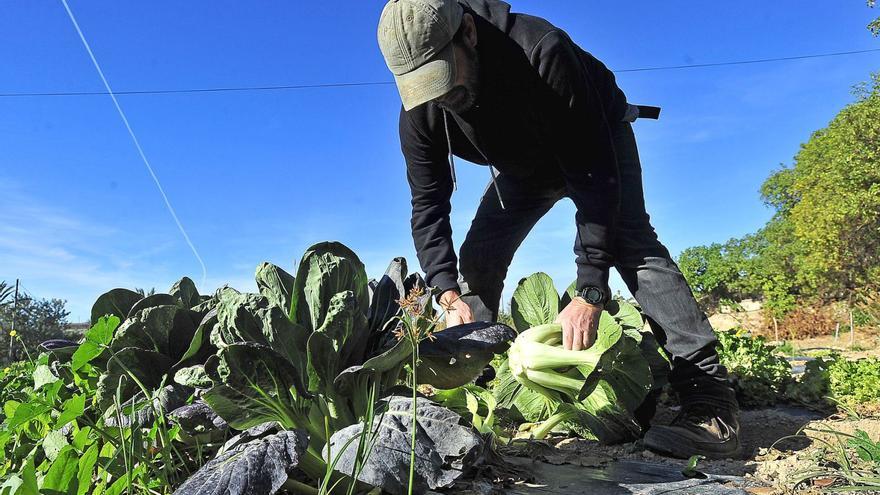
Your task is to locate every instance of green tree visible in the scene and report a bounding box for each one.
[678,233,764,310]
[762,74,880,297]
[0,293,70,364]
[680,74,880,317]
[870,0,879,36]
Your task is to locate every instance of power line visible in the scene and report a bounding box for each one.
[614,47,880,73]
[0,81,395,97]
[1,47,878,98]
[59,0,208,287]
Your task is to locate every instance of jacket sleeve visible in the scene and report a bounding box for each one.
[399,107,460,295]
[530,30,621,297]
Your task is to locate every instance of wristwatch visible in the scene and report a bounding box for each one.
[576,286,605,305]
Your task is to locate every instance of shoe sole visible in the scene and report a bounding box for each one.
[643,427,742,460]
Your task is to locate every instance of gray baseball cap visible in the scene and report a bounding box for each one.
[377,0,464,111]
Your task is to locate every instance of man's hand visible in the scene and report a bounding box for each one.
[440,290,474,328]
[555,297,603,351]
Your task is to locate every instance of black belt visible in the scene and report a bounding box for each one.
[636,105,661,120]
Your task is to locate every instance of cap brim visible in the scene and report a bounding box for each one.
[394,41,456,111]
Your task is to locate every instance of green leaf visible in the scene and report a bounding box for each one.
[43,429,69,462]
[170,276,201,309]
[682,454,706,478]
[55,395,86,429]
[0,476,23,495]
[103,464,145,495]
[290,241,369,332]
[605,299,644,331]
[255,262,296,314]
[210,290,308,379]
[334,337,414,396]
[127,293,177,319]
[41,445,79,493]
[3,400,20,420]
[465,390,482,430]
[559,280,578,307]
[21,456,38,495]
[90,289,142,326]
[33,364,59,390]
[76,444,99,495]
[317,290,370,366]
[71,427,93,451]
[110,305,197,359]
[203,343,310,431]
[96,347,174,408]
[306,332,340,394]
[510,273,560,332]
[71,316,120,372]
[8,402,53,429]
[174,365,212,389]
[177,309,216,366]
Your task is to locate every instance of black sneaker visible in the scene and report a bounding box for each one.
[643,402,741,459]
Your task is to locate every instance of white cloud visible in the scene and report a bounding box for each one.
[0,178,177,322]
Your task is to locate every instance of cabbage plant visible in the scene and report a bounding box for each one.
[75,242,515,495]
[495,273,667,444]
[187,242,514,494]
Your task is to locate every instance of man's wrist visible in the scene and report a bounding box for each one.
[571,295,603,310]
[439,289,461,307]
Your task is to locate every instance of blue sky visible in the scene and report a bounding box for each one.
[1,1,878,322]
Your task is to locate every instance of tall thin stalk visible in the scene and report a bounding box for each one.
[393,284,439,495]
[408,338,419,495]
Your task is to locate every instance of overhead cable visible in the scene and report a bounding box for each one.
[2,47,878,98]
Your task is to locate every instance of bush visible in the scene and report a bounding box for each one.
[716,329,792,407]
[854,286,880,329]
[778,306,838,339]
[785,355,880,409]
[829,358,880,406]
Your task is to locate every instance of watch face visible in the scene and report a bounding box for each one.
[582,287,603,304]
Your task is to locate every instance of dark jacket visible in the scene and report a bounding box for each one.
[399,0,629,297]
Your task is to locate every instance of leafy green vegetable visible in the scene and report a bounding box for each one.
[431,385,500,436]
[793,355,880,408]
[290,241,369,332]
[682,455,707,479]
[494,273,656,444]
[828,357,880,406]
[510,272,559,331]
[784,357,832,406]
[170,276,201,309]
[716,329,791,407]
[90,288,143,325]
[203,342,313,432]
[4,242,512,495]
[255,262,296,314]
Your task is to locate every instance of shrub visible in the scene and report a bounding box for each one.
[778,306,838,339]
[716,329,792,407]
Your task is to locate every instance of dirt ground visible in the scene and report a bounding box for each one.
[498,407,880,494]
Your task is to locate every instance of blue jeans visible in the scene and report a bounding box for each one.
[457,120,732,398]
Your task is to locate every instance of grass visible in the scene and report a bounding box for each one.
[789,426,880,491]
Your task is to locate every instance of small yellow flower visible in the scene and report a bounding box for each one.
[3,367,9,374]
[8,330,16,338]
